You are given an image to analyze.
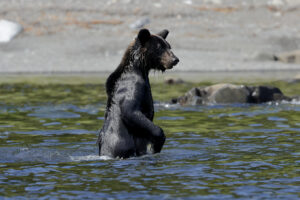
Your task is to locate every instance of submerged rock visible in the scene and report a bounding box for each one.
[173,83,291,105]
[205,84,250,104]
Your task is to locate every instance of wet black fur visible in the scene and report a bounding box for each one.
[97,29,179,158]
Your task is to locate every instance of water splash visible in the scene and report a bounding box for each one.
[70,155,112,161]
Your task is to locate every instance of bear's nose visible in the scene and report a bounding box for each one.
[173,57,179,66]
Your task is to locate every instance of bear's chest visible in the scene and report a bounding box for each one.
[141,82,154,120]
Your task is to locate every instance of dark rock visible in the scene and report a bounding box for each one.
[164,77,185,85]
[249,85,290,103]
[173,83,292,105]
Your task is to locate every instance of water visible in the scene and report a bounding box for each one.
[0,83,300,199]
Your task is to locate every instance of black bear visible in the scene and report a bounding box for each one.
[97,29,179,158]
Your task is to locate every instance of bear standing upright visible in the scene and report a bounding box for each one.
[97,29,179,158]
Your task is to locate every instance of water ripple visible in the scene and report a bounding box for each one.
[0,91,299,199]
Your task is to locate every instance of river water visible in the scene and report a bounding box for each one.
[0,82,299,199]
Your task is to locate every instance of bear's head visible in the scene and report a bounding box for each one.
[136,29,179,72]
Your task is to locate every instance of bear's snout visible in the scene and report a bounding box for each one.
[161,50,180,70]
[172,56,179,66]
[168,52,179,69]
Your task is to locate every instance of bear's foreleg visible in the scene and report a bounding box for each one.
[121,100,166,153]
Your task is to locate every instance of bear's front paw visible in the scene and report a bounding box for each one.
[152,127,166,153]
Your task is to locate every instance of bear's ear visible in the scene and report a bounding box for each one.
[157,29,169,39]
[137,29,151,46]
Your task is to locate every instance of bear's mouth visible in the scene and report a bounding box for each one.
[164,64,174,70]
[167,59,179,69]
[163,65,173,70]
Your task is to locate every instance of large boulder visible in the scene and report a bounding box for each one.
[205,83,250,104]
[172,83,290,105]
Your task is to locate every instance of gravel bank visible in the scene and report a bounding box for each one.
[0,0,299,76]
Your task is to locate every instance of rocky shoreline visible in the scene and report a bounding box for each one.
[0,0,300,74]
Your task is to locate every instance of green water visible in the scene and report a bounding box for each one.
[0,79,299,199]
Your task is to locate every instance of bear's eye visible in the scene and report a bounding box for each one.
[156,43,161,49]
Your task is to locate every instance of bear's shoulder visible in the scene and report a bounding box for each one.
[114,72,147,97]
